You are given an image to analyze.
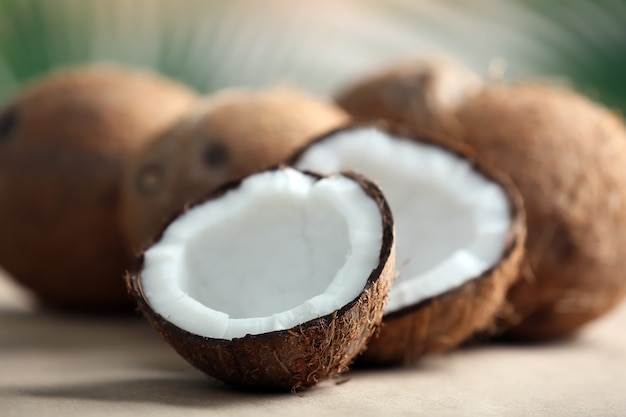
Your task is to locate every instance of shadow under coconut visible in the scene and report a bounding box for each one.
[348,350,455,375]
[0,311,159,353]
[0,311,190,373]
[462,331,618,362]
[487,334,577,348]
[18,374,326,408]
[348,333,604,376]
[455,329,576,351]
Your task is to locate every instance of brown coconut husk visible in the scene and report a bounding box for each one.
[120,87,349,253]
[0,65,197,310]
[126,170,395,390]
[452,83,626,339]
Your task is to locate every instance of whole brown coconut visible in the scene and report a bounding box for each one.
[120,87,349,252]
[0,66,197,310]
[453,84,626,339]
[336,55,481,132]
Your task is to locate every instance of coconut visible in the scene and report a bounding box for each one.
[292,125,525,365]
[451,83,626,339]
[126,167,395,390]
[0,65,197,310]
[120,87,349,252]
[336,55,482,132]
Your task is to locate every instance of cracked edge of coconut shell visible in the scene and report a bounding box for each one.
[289,121,527,366]
[125,168,396,391]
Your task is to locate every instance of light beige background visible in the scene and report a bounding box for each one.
[1,271,625,417]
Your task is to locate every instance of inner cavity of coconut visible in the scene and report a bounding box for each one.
[141,168,383,339]
[295,127,510,313]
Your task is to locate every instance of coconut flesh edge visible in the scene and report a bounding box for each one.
[140,168,383,340]
[295,128,511,313]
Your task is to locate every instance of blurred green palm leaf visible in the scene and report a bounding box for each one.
[521,0,626,110]
[0,0,624,112]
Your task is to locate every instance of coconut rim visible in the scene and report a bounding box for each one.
[125,167,395,344]
[289,121,526,320]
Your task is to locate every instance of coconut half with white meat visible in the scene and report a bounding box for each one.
[126,167,395,390]
[292,125,525,365]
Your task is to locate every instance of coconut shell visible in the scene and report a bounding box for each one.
[336,56,481,132]
[291,124,526,365]
[0,66,197,310]
[451,83,626,339]
[120,87,349,252]
[126,170,395,390]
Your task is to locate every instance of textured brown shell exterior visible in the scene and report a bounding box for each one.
[126,170,395,390]
[453,84,626,339]
[120,87,349,253]
[0,66,197,310]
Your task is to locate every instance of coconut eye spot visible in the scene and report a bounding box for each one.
[135,163,164,195]
[141,168,383,339]
[203,142,229,169]
[0,106,18,142]
[295,127,511,313]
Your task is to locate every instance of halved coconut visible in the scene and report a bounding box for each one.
[120,87,348,253]
[292,125,525,365]
[126,168,395,390]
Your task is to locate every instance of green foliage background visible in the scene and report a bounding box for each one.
[0,0,624,111]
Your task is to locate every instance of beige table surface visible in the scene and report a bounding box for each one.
[1,271,625,417]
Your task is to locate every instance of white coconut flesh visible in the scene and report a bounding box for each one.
[295,127,511,313]
[141,168,383,340]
